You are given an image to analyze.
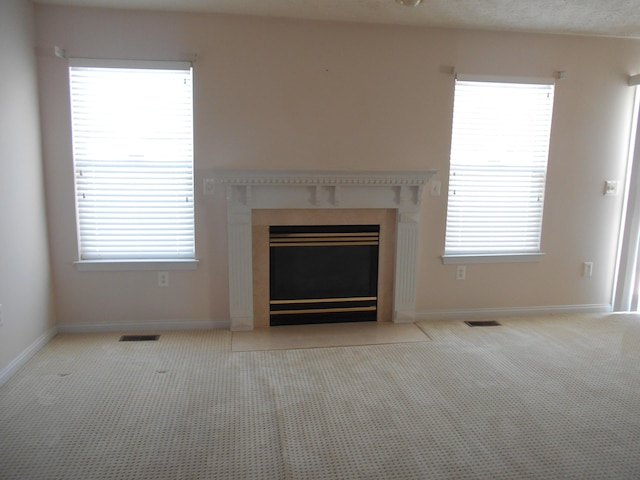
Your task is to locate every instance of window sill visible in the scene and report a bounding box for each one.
[74,259,200,272]
[441,253,544,265]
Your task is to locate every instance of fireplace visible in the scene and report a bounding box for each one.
[269,224,380,326]
[215,169,437,331]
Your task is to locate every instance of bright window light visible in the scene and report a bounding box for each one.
[444,77,555,258]
[69,60,195,261]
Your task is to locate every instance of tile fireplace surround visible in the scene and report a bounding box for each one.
[215,169,437,331]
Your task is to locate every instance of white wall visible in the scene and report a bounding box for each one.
[0,0,55,375]
[34,5,640,326]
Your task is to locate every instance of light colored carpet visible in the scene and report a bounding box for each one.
[1,313,640,479]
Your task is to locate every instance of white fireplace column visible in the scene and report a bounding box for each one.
[216,170,437,331]
[394,212,421,323]
[227,210,253,330]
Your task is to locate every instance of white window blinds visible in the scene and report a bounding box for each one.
[444,76,555,257]
[69,60,195,261]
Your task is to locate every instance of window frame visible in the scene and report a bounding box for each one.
[442,74,556,264]
[68,58,198,271]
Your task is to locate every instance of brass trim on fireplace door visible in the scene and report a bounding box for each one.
[270,231,380,248]
[270,241,379,247]
[270,296,377,305]
[270,306,377,315]
[271,232,377,238]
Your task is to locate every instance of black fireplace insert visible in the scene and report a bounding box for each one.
[269,224,380,326]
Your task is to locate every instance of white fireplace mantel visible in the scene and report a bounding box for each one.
[215,169,437,331]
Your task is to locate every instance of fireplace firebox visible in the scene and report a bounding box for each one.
[269,225,379,326]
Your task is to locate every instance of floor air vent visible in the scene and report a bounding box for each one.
[465,321,501,327]
[119,335,160,342]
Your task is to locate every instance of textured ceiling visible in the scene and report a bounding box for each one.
[33,0,640,39]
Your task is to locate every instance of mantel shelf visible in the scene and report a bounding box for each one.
[214,169,437,187]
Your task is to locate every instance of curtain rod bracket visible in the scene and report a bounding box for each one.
[54,46,67,59]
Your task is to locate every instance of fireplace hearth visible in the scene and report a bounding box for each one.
[269,225,379,326]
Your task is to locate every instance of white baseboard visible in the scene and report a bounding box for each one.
[57,318,230,334]
[417,304,612,321]
[0,327,57,388]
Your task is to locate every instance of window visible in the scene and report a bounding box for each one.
[443,75,555,262]
[69,59,195,266]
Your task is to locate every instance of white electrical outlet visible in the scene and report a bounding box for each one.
[604,180,618,196]
[456,265,466,281]
[158,272,169,287]
[583,262,593,277]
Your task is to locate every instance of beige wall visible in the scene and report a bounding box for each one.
[34,5,640,326]
[0,0,55,374]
